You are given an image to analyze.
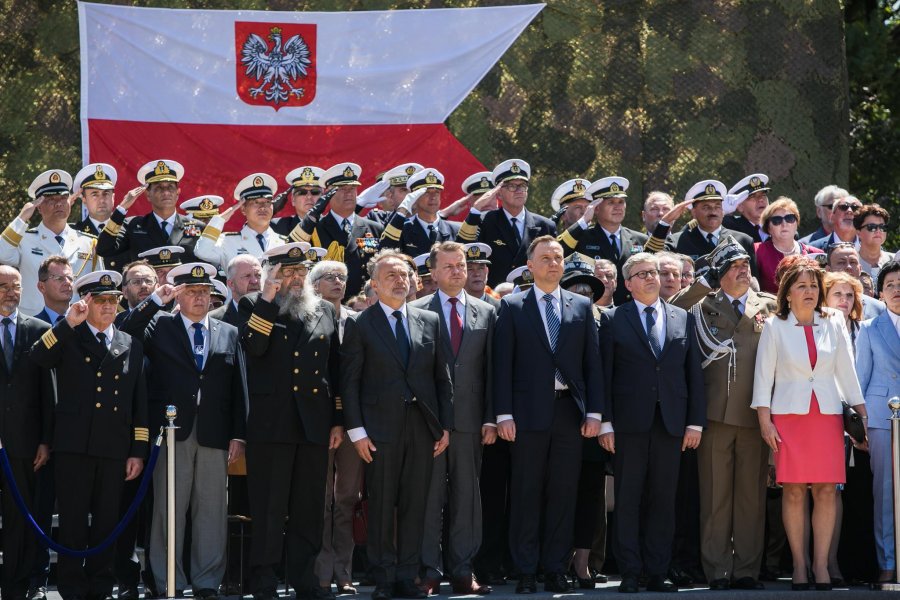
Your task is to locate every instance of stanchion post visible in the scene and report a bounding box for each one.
[880,396,900,592]
[165,405,179,599]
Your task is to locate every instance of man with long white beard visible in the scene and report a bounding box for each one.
[239,242,343,600]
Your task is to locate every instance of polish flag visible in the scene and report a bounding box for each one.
[78,1,543,226]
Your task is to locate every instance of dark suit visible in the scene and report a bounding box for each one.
[29,320,148,600]
[75,217,131,272]
[558,224,648,305]
[208,300,242,327]
[458,209,556,287]
[289,212,383,298]
[598,301,705,578]
[667,227,758,276]
[722,214,763,243]
[480,293,501,309]
[492,287,603,575]
[411,292,495,580]
[239,293,342,596]
[0,313,53,599]
[381,214,461,258]
[96,210,205,270]
[271,215,301,237]
[341,303,453,585]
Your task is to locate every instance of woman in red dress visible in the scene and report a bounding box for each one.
[755,198,823,294]
[752,257,868,590]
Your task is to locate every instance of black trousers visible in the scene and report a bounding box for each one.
[365,403,434,585]
[114,475,154,591]
[508,395,583,575]
[474,439,511,578]
[670,448,702,572]
[247,441,328,595]
[55,452,126,600]
[0,454,39,599]
[573,457,606,550]
[29,455,54,590]
[612,408,682,577]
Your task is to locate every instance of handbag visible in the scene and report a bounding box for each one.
[842,402,866,444]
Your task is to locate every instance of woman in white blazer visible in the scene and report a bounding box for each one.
[752,257,867,590]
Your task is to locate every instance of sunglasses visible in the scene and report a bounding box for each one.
[294,189,322,196]
[834,203,860,212]
[861,223,887,232]
[768,214,798,226]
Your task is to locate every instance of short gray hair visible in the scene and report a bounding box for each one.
[622,252,659,279]
[226,253,262,280]
[595,258,617,275]
[643,191,673,211]
[308,260,347,285]
[814,185,848,208]
[654,251,682,270]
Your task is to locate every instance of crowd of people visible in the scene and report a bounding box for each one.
[0,157,897,600]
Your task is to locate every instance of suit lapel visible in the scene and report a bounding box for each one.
[297,305,325,348]
[514,211,539,264]
[429,294,454,358]
[876,312,900,359]
[36,224,65,258]
[556,290,576,349]
[524,288,553,354]
[100,328,129,367]
[495,211,520,251]
[406,308,424,361]
[168,214,186,246]
[173,318,199,367]
[659,303,682,359]
[623,302,655,358]
[12,315,30,368]
[370,306,406,369]
[204,321,222,372]
[77,324,109,361]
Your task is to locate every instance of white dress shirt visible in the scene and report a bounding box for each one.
[41,306,62,324]
[347,302,409,443]
[154,213,176,235]
[697,226,723,246]
[503,208,526,240]
[437,289,466,334]
[86,322,115,348]
[417,215,442,235]
[181,314,210,404]
[331,212,355,232]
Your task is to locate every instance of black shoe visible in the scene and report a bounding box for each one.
[117,588,140,600]
[29,587,48,600]
[646,575,677,593]
[791,582,810,591]
[590,571,609,584]
[732,577,764,590]
[575,576,595,590]
[709,578,730,590]
[814,582,833,591]
[252,589,278,600]
[306,588,336,600]
[543,573,571,593]
[477,573,506,586]
[618,575,639,594]
[515,574,536,594]
[193,589,219,600]
[372,586,392,600]
[393,581,425,600]
[666,567,693,587]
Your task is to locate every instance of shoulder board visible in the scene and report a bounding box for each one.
[25,228,38,234]
[756,291,777,301]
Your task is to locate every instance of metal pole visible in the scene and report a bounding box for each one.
[880,396,900,592]
[165,405,179,599]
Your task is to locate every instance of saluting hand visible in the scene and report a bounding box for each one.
[472,186,501,212]
[65,295,90,327]
[120,186,146,211]
[221,199,245,222]
[67,191,81,208]
[354,437,377,463]
[261,264,281,302]
[659,199,693,226]
[17,197,43,222]
[155,283,179,304]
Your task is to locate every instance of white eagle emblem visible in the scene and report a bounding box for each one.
[241,27,311,105]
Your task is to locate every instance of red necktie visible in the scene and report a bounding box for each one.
[448,297,463,356]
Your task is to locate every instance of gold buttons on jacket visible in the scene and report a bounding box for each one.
[294,368,299,374]
[293,386,298,391]
[96,402,101,408]
[313,388,318,394]
[97,387,102,392]
[85,357,91,363]
[97,372,102,377]
[294,351,299,357]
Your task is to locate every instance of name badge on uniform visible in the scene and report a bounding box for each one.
[236,248,248,255]
[31,248,44,256]
[630,244,644,254]
[356,232,379,254]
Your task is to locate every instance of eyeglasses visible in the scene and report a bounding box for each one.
[294,189,322,196]
[861,223,887,232]
[320,273,348,283]
[0,284,22,293]
[281,266,309,277]
[126,277,157,287]
[46,274,75,283]
[767,214,798,226]
[502,183,529,192]
[91,295,120,305]
[628,268,659,280]
[834,203,860,212]
[681,272,695,281]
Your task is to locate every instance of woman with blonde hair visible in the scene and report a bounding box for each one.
[756,198,823,293]
[752,257,868,590]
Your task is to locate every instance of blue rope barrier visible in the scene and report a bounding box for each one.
[0,430,162,558]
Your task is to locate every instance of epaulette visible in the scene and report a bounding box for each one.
[756,291,777,301]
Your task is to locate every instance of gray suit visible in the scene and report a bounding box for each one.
[411,292,496,580]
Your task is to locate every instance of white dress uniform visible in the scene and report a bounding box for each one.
[194,217,287,271]
[0,219,103,315]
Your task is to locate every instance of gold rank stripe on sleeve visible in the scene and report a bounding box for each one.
[200,224,222,242]
[335,397,343,411]
[382,223,402,242]
[1,226,23,247]
[644,235,666,253]
[103,221,122,236]
[457,222,478,242]
[134,427,150,442]
[40,329,58,349]
[558,229,578,250]
[247,314,274,335]
[289,225,312,243]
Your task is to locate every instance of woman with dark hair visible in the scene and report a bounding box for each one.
[854,204,892,279]
[752,257,868,590]
[755,198,823,294]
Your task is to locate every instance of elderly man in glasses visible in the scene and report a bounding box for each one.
[825,242,886,319]
[810,195,863,251]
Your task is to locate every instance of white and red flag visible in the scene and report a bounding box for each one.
[78,1,543,223]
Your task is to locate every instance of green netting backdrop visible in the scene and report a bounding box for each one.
[0,0,849,234]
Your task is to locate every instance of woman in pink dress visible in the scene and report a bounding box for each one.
[752,257,867,590]
[755,198,823,294]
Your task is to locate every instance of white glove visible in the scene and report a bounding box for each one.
[357,179,390,209]
[399,189,427,214]
[722,190,749,215]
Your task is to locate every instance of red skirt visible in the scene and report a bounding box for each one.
[772,394,845,484]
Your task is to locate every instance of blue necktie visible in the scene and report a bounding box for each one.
[192,322,204,371]
[55,235,65,248]
[256,233,267,252]
[393,310,410,367]
[2,318,13,371]
[644,306,662,358]
[160,221,169,236]
[543,293,564,385]
[609,233,620,259]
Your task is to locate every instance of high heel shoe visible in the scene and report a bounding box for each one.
[814,582,833,591]
[791,581,810,591]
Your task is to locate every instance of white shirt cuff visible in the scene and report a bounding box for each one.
[117,206,127,215]
[496,414,513,423]
[687,425,703,432]
[483,423,497,428]
[658,219,671,228]
[600,422,614,435]
[577,217,588,230]
[150,292,163,306]
[469,208,482,216]
[347,427,368,443]
[586,412,602,421]
[697,276,710,288]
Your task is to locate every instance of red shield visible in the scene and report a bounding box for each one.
[235,22,317,110]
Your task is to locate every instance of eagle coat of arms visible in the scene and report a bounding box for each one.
[234,22,317,110]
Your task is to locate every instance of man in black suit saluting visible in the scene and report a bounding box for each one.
[342,249,453,600]
[598,252,706,593]
[493,235,604,594]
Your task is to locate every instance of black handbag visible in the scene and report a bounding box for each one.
[842,402,866,444]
